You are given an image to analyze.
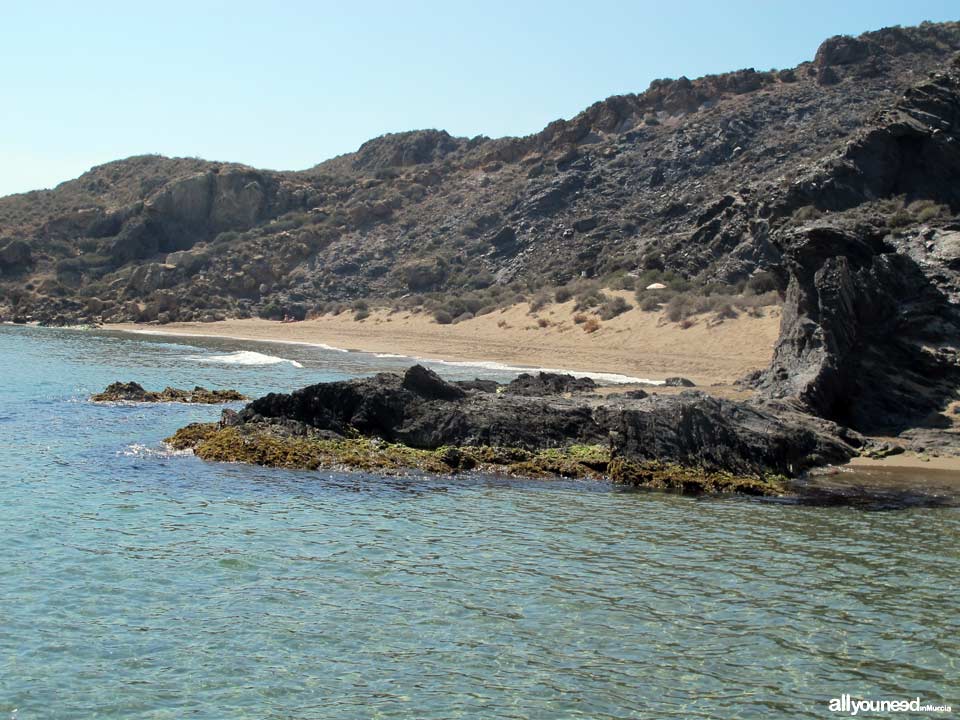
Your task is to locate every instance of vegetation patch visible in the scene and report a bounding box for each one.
[165,425,785,496]
[607,457,787,496]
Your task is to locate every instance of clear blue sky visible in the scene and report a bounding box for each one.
[2,0,957,197]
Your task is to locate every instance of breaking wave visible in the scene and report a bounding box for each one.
[185,351,304,368]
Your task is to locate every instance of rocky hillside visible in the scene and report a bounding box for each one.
[2,22,959,329]
[3,21,960,445]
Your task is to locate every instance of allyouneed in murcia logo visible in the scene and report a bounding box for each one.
[828,694,952,715]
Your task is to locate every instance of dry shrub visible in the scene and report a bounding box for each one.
[583,317,601,333]
[528,292,550,313]
[537,317,550,328]
[639,295,662,312]
[598,296,632,320]
[665,290,779,323]
[572,313,588,325]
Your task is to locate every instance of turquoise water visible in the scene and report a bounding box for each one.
[1,326,957,719]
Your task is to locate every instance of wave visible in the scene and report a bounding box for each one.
[185,351,304,368]
[118,443,193,458]
[122,328,349,353]
[113,328,662,384]
[416,357,664,385]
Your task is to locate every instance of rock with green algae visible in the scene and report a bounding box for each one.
[164,423,786,496]
[92,381,247,404]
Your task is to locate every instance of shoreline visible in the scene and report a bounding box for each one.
[104,298,782,388]
[109,325,668,385]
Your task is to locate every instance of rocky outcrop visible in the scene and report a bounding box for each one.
[241,367,608,451]
[92,381,247,403]
[758,221,960,433]
[599,393,859,476]
[756,58,960,436]
[218,365,858,478]
[0,240,32,274]
[348,130,471,171]
[503,372,597,396]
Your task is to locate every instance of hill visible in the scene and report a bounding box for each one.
[2,21,960,440]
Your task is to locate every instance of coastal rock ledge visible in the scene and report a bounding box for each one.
[167,365,862,495]
[92,381,247,403]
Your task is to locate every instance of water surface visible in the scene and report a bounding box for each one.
[1,326,957,719]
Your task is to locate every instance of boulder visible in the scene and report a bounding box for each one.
[166,249,209,273]
[573,217,598,233]
[490,226,517,249]
[402,365,466,401]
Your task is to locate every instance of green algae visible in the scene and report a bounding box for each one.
[166,422,220,450]
[607,457,787,496]
[165,423,784,496]
[92,382,247,404]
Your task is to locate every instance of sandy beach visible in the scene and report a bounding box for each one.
[110,295,782,387]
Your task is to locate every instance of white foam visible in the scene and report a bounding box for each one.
[114,328,663,384]
[122,328,349,353]
[119,443,194,458]
[419,357,665,385]
[185,351,304,368]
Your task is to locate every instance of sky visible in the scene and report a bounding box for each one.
[1,0,957,197]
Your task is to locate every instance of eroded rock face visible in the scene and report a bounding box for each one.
[759,221,960,433]
[756,61,960,435]
[597,393,858,476]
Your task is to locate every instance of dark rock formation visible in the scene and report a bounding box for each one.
[755,59,960,438]
[244,366,607,452]
[0,240,32,272]
[225,365,858,477]
[503,371,597,396]
[598,393,858,476]
[401,364,467,400]
[92,381,247,403]
[664,377,696,388]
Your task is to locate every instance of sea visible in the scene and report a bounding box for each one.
[1,325,957,719]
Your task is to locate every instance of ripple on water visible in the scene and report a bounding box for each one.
[0,325,957,719]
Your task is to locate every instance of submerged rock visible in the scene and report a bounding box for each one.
[91,381,247,403]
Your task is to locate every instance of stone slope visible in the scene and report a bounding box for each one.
[1,22,959,328]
